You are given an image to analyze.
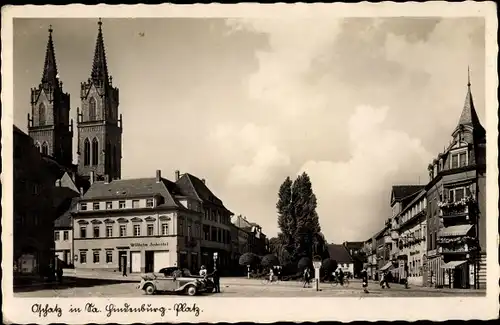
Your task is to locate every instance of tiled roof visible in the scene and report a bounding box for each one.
[391,185,425,202]
[81,177,178,208]
[54,197,79,228]
[176,173,224,207]
[327,244,354,263]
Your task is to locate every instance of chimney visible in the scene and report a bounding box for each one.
[104,175,110,184]
[175,170,180,181]
[202,178,206,184]
[80,187,84,197]
[55,179,61,187]
[90,171,95,184]
[156,170,162,182]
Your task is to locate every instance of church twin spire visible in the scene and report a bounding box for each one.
[41,25,59,87]
[90,18,110,86]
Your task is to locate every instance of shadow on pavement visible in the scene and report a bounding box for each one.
[13,277,137,293]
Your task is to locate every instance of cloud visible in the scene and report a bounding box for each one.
[208,122,291,187]
[300,105,433,243]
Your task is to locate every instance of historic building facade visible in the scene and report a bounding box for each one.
[393,189,427,286]
[71,170,233,274]
[13,126,59,276]
[425,74,486,289]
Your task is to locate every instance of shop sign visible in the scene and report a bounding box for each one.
[130,242,167,248]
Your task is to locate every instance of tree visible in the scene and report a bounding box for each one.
[293,172,321,258]
[297,257,312,271]
[261,254,279,268]
[276,177,296,260]
[321,258,338,281]
[312,232,330,260]
[239,253,259,267]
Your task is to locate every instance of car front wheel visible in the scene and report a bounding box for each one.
[186,285,197,296]
[144,284,155,295]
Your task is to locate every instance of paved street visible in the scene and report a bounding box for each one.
[14,275,486,298]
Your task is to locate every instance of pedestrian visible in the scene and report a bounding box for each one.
[56,266,63,283]
[210,266,221,293]
[338,268,345,286]
[361,266,369,293]
[122,259,127,277]
[303,267,311,288]
[269,268,274,282]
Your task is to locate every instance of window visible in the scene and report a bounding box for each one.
[41,142,48,155]
[459,152,467,167]
[80,203,87,211]
[39,103,46,126]
[146,199,154,208]
[54,231,60,241]
[134,225,141,236]
[147,224,154,236]
[187,225,192,238]
[89,97,97,121]
[204,226,210,240]
[106,202,113,210]
[80,251,87,264]
[63,231,69,240]
[451,154,459,169]
[83,138,91,166]
[106,226,113,237]
[93,226,100,238]
[119,201,126,209]
[91,138,99,166]
[195,224,200,239]
[93,202,100,210]
[119,225,126,237]
[132,200,139,208]
[449,187,466,202]
[106,251,113,263]
[161,223,169,236]
[93,251,100,264]
[179,218,184,236]
[80,226,87,238]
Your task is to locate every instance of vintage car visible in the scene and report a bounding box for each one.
[137,272,203,296]
[158,267,215,293]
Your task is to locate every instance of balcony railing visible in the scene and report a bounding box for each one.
[439,244,469,254]
[438,196,475,216]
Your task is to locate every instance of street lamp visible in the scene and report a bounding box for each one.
[213,252,218,272]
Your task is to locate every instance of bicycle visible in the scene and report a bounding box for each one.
[330,276,349,288]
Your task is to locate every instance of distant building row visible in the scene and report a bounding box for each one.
[363,74,486,290]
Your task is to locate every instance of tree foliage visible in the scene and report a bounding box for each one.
[239,253,259,266]
[297,257,312,271]
[261,254,280,268]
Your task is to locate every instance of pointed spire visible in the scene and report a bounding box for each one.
[41,25,59,86]
[90,18,109,85]
[454,67,485,135]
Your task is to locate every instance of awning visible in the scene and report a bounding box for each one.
[380,261,394,272]
[441,260,467,270]
[439,224,473,237]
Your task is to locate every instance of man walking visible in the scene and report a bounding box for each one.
[361,265,369,293]
[210,266,220,293]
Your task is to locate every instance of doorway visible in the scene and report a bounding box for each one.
[145,251,154,273]
[119,251,127,272]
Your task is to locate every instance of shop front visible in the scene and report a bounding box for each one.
[74,236,178,273]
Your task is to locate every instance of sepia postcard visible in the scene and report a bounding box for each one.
[1,2,499,323]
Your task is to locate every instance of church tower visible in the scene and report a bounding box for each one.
[77,19,123,181]
[28,26,73,166]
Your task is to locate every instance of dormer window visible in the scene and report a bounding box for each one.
[450,150,468,169]
[93,202,100,210]
[80,203,87,211]
[146,199,154,208]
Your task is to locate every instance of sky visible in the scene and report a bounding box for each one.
[13,17,485,243]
